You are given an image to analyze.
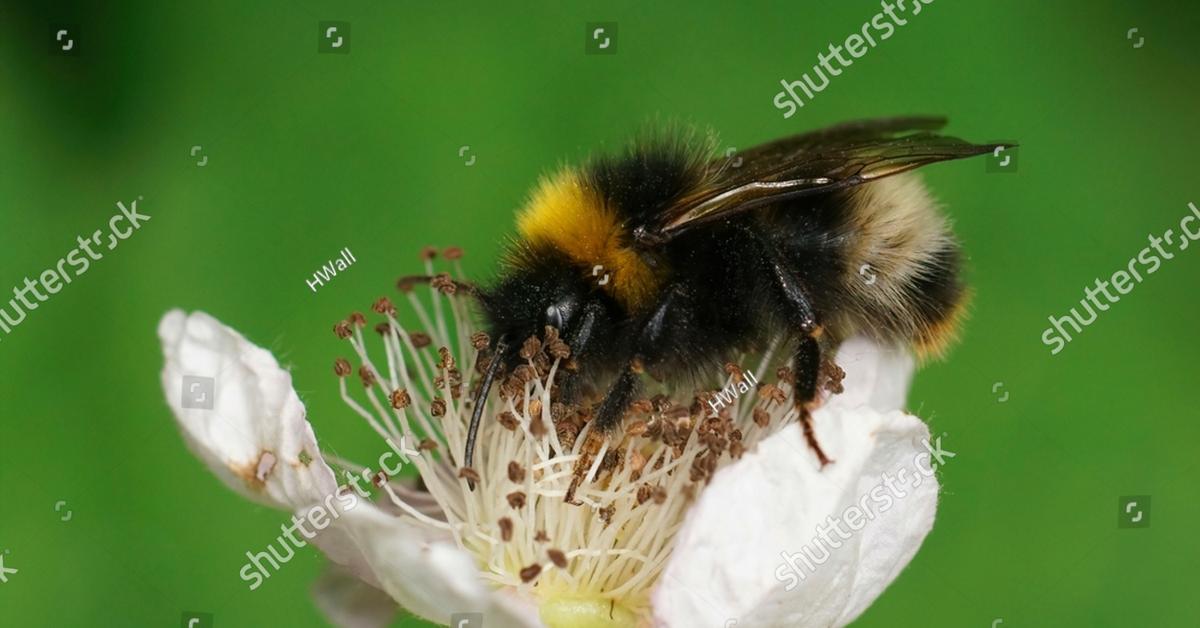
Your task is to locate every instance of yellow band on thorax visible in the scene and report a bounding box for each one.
[516,170,660,311]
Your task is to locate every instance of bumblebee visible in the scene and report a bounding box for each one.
[464,116,1008,471]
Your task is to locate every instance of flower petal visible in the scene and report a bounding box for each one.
[158,309,338,510]
[653,342,937,628]
[328,500,544,628]
[823,336,914,414]
[311,565,398,628]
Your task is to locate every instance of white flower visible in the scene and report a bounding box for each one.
[158,259,940,628]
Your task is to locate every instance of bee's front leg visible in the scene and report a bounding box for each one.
[556,301,607,404]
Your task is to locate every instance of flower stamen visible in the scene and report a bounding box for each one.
[332,249,802,619]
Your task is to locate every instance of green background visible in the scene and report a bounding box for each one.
[1,1,1197,626]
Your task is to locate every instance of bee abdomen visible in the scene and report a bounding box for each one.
[838,173,969,357]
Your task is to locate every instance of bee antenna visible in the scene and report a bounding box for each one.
[464,335,508,491]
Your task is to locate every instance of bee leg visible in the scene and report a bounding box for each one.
[747,229,834,466]
[589,286,681,434]
[592,363,642,433]
[567,290,679,503]
[557,301,605,403]
[566,361,640,504]
[793,335,834,467]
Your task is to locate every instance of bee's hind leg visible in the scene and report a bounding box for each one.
[793,334,834,468]
[746,227,835,467]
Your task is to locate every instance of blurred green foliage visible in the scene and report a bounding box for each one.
[1,1,1197,626]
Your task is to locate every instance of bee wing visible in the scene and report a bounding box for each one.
[635,117,1009,245]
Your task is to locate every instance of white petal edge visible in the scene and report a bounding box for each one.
[653,341,938,628]
[328,500,544,628]
[158,309,339,510]
[824,336,915,414]
[158,310,540,626]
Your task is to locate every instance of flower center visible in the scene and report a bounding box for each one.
[331,252,799,621]
[539,595,639,628]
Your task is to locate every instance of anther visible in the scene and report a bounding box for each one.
[371,297,396,315]
[507,461,526,483]
[372,471,388,488]
[389,389,411,409]
[497,411,519,431]
[358,365,376,387]
[409,332,432,349]
[396,276,418,293]
[520,336,542,360]
[457,467,481,484]
[519,564,542,583]
[430,273,456,294]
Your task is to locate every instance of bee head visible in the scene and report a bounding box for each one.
[478,253,604,362]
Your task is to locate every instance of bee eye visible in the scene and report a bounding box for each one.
[544,298,578,331]
[545,304,566,330]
